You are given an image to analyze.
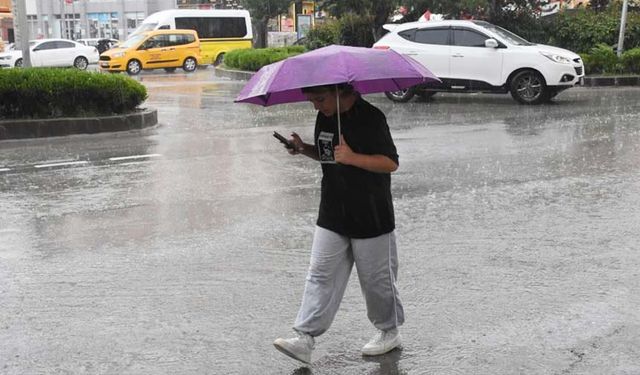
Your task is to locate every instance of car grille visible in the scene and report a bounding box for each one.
[99,55,111,61]
[575,66,583,75]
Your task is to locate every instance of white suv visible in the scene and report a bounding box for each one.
[373,20,585,104]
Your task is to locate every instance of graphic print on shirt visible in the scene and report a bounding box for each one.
[318,131,336,164]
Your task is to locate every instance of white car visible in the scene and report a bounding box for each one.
[373,20,585,104]
[0,39,99,70]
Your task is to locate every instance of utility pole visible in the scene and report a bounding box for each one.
[72,0,75,39]
[59,0,66,38]
[617,0,629,57]
[13,0,31,67]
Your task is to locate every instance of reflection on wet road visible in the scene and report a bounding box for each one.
[1,69,640,374]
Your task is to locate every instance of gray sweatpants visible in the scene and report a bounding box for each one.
[294,226,404,337]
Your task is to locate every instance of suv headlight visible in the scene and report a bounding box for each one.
[112,52,125,58]
[540,51,572,64]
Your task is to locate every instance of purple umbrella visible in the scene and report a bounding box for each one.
[234,44,439,106]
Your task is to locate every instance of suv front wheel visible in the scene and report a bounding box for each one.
[510,70,549,105]
[384,87,415,102]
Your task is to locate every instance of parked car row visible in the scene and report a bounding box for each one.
[0,29,204,76]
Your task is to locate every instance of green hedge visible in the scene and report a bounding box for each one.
[224,46,306,71]
[581,46,640,74]
[0,68,147,119]
[548,9,640,54]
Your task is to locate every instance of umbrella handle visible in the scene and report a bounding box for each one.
[336,85,342,145]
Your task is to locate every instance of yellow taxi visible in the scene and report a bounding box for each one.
[99,29,202,75]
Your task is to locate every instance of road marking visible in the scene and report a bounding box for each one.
[109,154,162,162]
[34,161,89,169]
[3,154,162,172]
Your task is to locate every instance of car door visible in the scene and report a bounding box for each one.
[30,41,58,67]
[138,35,172,68]
[401,27,451,79]
[54,41,77,67]
[449,27,504,86]
[159,34,182,67]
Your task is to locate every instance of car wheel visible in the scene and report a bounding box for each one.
[73,56,89,70]
[183,57,197,72]
[164,67,177,73]
[510,70,548,105]
[126,59,142,75]
[214,53,225,66]
[15,58,23,68]
[384,87,415,103]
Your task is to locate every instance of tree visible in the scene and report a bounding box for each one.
[239,0,291,48]
[317,0,399,40]
[400,0,489,21]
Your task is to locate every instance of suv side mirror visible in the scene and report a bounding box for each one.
[485,39,499,48]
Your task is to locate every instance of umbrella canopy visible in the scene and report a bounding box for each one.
[234,44,439,106]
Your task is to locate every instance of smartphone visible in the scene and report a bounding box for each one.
[273,131,295,149]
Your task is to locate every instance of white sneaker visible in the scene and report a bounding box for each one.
[362,328,402,356]
[273,331,315,364]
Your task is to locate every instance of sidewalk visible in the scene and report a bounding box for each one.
[214,65,640,87]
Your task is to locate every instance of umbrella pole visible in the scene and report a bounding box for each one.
[336,85,341,145]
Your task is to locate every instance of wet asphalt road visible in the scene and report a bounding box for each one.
[1,69,640,375]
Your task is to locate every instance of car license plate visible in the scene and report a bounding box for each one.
[100,62,109,68]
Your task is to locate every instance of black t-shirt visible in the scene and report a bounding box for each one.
[314,97,399,238]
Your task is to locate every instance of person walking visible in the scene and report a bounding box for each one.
[273,83,404,364]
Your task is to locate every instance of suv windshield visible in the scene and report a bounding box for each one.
[474,21,535,46]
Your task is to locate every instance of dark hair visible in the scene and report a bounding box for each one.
[301,83,355,95]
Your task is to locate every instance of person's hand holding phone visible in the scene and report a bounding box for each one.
[274,131,304,154]
[288,132,305,155]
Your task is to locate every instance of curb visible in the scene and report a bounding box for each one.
[214,66,254,81]
[0,109,158,141]
[582,76,640,87]
[214,66,640,87]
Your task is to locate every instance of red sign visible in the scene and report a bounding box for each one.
[65,0,73,4]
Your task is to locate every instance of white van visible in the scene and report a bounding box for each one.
[130,9,253,65]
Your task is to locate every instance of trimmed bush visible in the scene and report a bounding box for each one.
[224,46,306,71]
[582,43,623,74]
[304,20,340,50]
[0,68,147,120]
[621,47,640,74]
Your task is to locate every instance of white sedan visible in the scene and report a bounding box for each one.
[0,39,99,69]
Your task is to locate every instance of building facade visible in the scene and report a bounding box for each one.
[25,0,176,41]
[0,0,12,42]
[4,0,316,45]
